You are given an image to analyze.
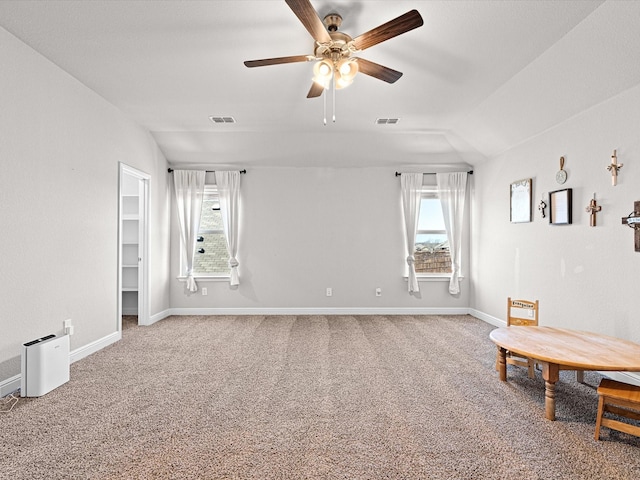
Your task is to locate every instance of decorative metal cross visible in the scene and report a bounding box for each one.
[621,200,640,252]
[607,149,623,186]
[538,197,547,218]
[585,194,602,227]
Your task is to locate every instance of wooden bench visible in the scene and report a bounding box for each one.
[595,378,640,441]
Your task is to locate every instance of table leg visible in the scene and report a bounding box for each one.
[542,362,560,421]
[497,346,507,381]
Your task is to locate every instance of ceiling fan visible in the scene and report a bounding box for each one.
[244,0,424,99]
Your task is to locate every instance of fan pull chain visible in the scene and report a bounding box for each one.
[323,87,327,126]
[332,75,336,123]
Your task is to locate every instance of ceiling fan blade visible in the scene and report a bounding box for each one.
[357,58,403,84]
[244,55,312,68]
[285,0,332,44]
[352,10,424,51]
[307,82,324,98]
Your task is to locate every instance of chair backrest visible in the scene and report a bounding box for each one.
[507,297,539,326]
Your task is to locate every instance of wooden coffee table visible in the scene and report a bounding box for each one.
[490,326,640,420]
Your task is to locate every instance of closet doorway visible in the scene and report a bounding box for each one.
[118,163,150,329]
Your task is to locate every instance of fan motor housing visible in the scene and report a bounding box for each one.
[315,31,353,60]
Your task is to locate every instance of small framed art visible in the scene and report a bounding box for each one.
[510,178,532,223]
[549,188,572,225]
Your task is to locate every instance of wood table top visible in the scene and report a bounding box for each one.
[490,326,640,371]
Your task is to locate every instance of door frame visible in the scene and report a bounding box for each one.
[118,163,150,329]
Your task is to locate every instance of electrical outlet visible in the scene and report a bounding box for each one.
[326,287,332,297]
[202,287,208,296]
[64,319,74,336]
[528,309,534,318]
[375,288,382,297]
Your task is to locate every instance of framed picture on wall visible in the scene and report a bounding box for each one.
[549,188,572,225]
[510,178,532,223]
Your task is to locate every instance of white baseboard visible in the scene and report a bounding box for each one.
[70,331,121,364]
[166,307,473,316]
[0,374,21,397]
[467,308,505,327]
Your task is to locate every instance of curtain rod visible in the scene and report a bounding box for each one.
[167,168,247,174]
[395,170,473,176]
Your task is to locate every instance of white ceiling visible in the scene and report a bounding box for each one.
[1,0,638,170]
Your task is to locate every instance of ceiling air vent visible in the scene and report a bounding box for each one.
[375,118,400,125]
[209,116,236,124]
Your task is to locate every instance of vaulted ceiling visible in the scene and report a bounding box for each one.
[2,1,638,169]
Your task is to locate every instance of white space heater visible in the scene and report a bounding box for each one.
[21,334,70,397]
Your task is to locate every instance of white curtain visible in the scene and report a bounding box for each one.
[215,171,241,286]
[173,170,206,293]
[400,173,423,293]
[436,172,468,295]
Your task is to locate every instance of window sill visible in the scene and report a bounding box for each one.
[177,275,230,282]
[404,275,465,282]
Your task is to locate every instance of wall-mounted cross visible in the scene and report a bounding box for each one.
[585,194,602,227]
[621,200,640,252]
[538,197,547,218]
[607,149,623,186]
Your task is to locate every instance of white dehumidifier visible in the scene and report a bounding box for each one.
[21,334,70,397]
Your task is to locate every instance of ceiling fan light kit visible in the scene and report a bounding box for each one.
[244,0,423,123]
[313,58,359,89]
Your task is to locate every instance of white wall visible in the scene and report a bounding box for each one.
[0,27,171,385]
[471,83,640,345]
[170,167,471,312]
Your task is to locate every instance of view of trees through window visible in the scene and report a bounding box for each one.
[193,187,230,275]
[415,193,451,274]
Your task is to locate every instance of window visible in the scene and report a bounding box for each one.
[415,188,451,274]
[193,186,230,276]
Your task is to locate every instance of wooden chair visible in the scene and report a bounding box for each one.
[496,297,539,378]
[595,378,640,441]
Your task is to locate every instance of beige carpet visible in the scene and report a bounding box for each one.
[1,315,639,479]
